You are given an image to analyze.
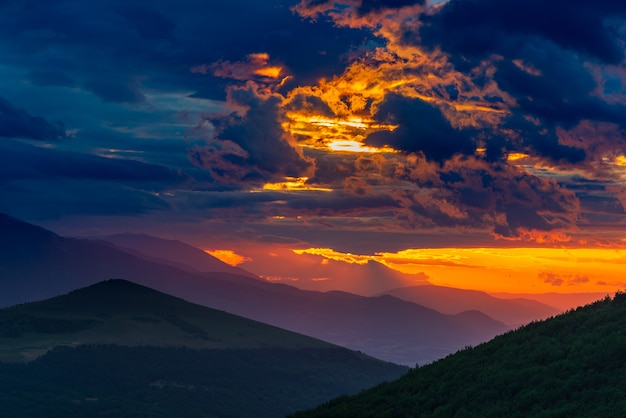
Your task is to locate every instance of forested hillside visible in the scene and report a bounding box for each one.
[292,293,626,417]
[0,280,407,417]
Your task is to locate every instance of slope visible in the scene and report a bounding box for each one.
[0,279,334,362]
[490,290,610,312]
[291,293,626,418]
[380,285,559,326]
[0,213,508,366]
[100,233,257,277]
[0,280,408,418]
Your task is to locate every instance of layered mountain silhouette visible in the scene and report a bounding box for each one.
[291,293,626,417]
[100,233,257,277]
[0,213,508,365]
[0,279,336,362]
[380,285,559,326]
[489,290,610,312]
[0,279,407,417]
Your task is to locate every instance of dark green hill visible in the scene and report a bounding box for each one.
[291,293,626,418]
[0,279,334,362]
[0,280,408,417]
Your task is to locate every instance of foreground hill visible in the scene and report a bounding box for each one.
[380,285,559,326]
[291,293,626,417]
[0,279,335,362]
[0,213,508,365]
[0,280,407,417]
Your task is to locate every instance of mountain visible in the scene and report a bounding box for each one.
[380,285,560,326]
[0,279,408,417]
[99,233,257,278]
[489,291,610,312]
[178,276,509,365]
[103,235,427,296]
[290,293,626,417]
[0,213,508,366]
[0,279,335,362]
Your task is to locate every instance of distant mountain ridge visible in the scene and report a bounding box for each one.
[99,233,257,278]
[291,293,626,417]
[489,290,611,312]
[0,213,508,366]
[380,285,560,326]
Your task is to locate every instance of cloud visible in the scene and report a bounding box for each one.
[417,0,626,164]
[396,155,581,239]
[540,272,590,287]
[420,0,626,65]
[2,0,626,249]
[0,97,66,141]
[1,181,170,220]
[367,93,476,162]
[26,71,75,87]
[0,139,188,185]
[203,249,251,266]
[191,82,314,183]
[83,77,146,104]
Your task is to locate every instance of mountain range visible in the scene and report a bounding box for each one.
[98,233,257,278]
[0,213,510,365]
[379,285,559,327]
[0,279,407,417]
[291,292,626,417]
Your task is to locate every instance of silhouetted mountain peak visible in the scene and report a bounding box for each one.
[0,212,58,244]
[101,232,258,277]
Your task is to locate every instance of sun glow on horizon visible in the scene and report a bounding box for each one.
[293,247,626,293]
[204,249,251,266]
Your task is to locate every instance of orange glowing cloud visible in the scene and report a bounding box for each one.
[293,248,371,265]
[204,249,251,266]
[282,111,398,153]
[294,247,626,293]
[255,66,283,79]
[259,176,333,192]
[291,2,511,133]
[207,52,286,83]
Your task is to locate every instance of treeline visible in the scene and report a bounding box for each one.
[291,293,626,417]
[0,345,407,418]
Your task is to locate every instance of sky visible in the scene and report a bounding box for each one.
[2,0,626,294]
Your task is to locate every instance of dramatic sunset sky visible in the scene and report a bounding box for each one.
[2,0,626,294]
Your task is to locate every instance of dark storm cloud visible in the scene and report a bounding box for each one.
[387,155,580,237]
[191,83,313,183]
[297,0,423,16]
[420,0,626,65]
[121,8,176,40]
[366,94,476,162]
[26,71,75,87]
[283,93,335,117]
[0,139,187,185]
[0,97,66,141]
[357,0,424,14]
[418,0,626,163]
[182,187,398,221]
[83,77,146,104]
[0,0,369,102]
[0,138,183,220]
[0,180,170,220]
